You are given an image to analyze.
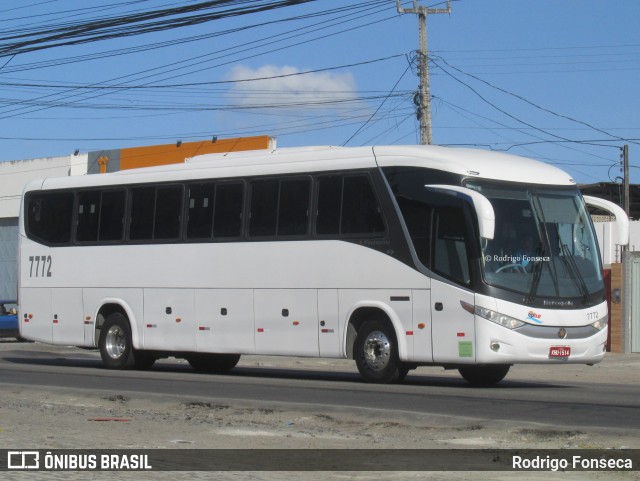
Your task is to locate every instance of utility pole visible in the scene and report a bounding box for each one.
[623,144,629,217]
[396,0,451,145]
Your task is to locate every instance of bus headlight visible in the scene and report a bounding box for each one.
[475,306,526,330]
[591,315,608,331]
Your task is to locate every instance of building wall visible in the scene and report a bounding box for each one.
[0,218,18,299]
[0,154,87,218]
[87,136,273,174]
[594,220,640,266]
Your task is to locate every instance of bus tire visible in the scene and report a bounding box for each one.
[187,353,241,373]
[397,362,417,382]
[458,364,510,386]
[99,312,136,370]
[354,320,403,384]
[133,350,156,370]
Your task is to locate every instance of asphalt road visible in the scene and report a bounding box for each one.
[0,341,638,433]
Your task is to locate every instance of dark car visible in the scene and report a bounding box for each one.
[0,300,19,339]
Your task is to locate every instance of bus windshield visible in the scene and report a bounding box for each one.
[466,182,603,301]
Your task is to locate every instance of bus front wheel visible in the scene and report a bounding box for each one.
[458,364,510,386]
[354,320,404,384]
[99,312,137,370]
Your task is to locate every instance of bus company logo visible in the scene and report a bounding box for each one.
[527,311,543,323]
[7,451,39,469]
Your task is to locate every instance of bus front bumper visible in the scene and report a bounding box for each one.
[474,320,608,365]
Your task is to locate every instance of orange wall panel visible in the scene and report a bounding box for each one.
[119,136,272,170]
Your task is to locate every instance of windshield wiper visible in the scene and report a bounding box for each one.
[559,241,590,303]
[551,224,589,302]
[525,245,545,304]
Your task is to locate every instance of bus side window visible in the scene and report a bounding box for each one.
[187,183,215,239]
[76,191,101,242]
[27,192,74,245]
[316,175,342,235]
[129,187,155,241]
[99,190,125,242]
[278,178,310,236]
[213,182,244,239]
[432,204,471,287]
[316,174,385,236]
[249,179,279,237]
[342,176,385,235]
[396,196,433,268]
[154,185,183,240]
[249,177,310,239]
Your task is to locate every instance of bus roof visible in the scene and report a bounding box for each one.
[26,144,575,191]
[373,145,575,185]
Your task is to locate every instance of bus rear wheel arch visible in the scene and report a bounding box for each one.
[98,311,156,370]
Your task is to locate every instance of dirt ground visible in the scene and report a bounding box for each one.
[0,339,638,480]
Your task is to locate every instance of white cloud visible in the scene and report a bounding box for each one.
[225,64,360,113]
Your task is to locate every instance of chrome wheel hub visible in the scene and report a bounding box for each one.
[363,330,391,371]
[105,325,126,359]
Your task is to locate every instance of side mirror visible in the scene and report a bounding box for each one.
[583,195,629,246]
[425,185,495,240]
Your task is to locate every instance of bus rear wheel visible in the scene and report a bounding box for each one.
[458,364,510,386]
[99,312,136,369]
[354,320,404,384]
[187,353,241,373]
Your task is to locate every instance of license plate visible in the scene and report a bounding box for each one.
[549,346,571,358]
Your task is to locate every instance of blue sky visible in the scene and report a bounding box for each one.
[0,0,638,184]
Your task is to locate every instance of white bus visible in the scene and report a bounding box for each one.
[18,145,629,385]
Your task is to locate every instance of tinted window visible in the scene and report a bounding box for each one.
[154,185,182,240]
[187,183,215,239]
[432,204,470,286]
[76,191,100,242]
[99,190,125,241]
[342,176,384,234]
[129,187,155,240]
[397,197,432,267]
[278,178,310,236]
[316,174,384,236]
[27,192,74,245]
[213,183,244,238]
[316,176,342,235]
[249,179,278,237]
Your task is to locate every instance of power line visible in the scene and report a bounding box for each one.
[0,54,404,90]
[432,55,640,148]
[0,1,394,120]
[431,56,575,143]
[0,0,319,57]
[343,63,411,146]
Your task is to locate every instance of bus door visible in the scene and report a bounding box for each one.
[429,200,476,363]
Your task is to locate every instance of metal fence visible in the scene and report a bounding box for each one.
[623,251,640,353]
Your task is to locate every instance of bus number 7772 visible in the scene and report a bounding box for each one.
[28,255,52,278]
